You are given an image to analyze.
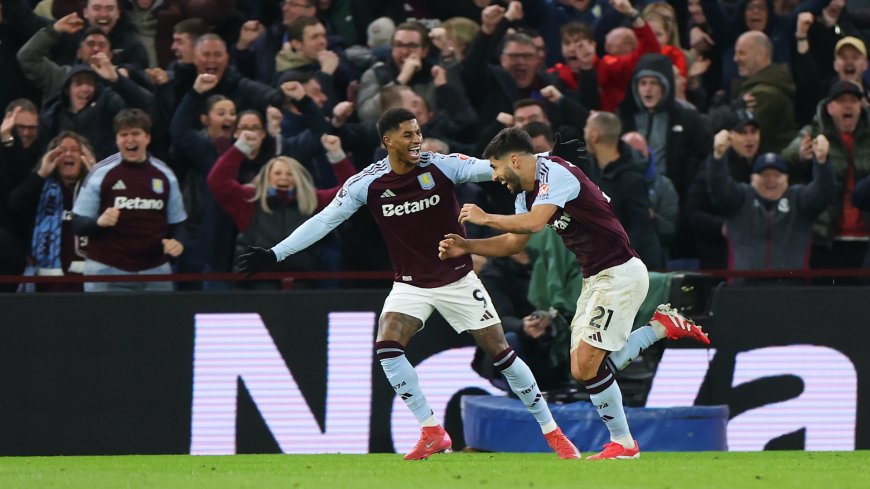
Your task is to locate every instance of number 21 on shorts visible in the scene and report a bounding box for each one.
[589,305,614,330]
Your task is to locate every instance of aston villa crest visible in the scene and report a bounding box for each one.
[418,172,435,190]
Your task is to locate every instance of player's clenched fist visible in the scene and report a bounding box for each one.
[438,233,469,260]
[97,207,120,227]
[458,203,488,225]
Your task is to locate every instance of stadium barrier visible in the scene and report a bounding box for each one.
[462,397,728,452]
[0,286,866,455]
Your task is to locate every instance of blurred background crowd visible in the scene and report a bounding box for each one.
[1,0,870,294]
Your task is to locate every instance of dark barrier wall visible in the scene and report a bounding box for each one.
[0,291,477,455]
[0,287,866,455]
[698,287,868,450]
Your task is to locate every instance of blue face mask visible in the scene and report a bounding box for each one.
[268,187,296,199]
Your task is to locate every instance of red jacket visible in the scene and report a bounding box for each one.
[549,23,661,112]
[207,145,356,231]
[661,45,688,79]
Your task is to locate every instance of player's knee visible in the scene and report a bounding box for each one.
[471,325,510,357]
[573,354,604,381]
[376,313,420,343]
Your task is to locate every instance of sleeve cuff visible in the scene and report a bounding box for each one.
[327,150,347,164]
[234,138,254,158]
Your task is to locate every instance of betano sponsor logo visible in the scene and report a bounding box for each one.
[381,194,440,217]
[114,196,165,210]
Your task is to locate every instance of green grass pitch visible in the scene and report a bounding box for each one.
[0,451,867,489]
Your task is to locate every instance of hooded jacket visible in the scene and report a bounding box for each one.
[730,63,796,153]
[618,54,711,199]
[39,65,154,160]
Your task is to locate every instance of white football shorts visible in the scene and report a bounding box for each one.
[381,271,501,333]
[570,257,649,352]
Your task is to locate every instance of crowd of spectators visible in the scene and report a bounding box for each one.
[2,0,870,292]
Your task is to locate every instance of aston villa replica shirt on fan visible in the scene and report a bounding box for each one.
[517,155,638,277]
[72,154,187,271]
[271,152,493,288]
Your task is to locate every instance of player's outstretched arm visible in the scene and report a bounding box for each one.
[458,203,557,234]
[439,232,531,260]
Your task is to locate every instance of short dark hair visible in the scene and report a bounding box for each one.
[483,127,534,159]
[237,109,264,126]
[524,121,554,144]
[174,18,210,39]
[113,109,152,134]
[5,98,38,115]
[560,21,593,43]
[277,70,315,86]
[81,26,110,43]
[513,98,545,113]
[204,94,232,115]
[377,107,416,140]
[393,22,430,50]
[288,16,322,43]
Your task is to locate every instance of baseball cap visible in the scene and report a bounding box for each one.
[835,36,867,58]
[827,80,863,100]
[752,152,788,174]
[723,109,761,132]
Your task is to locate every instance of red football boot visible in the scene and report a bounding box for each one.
[586,440,640,460]
[651,304,711,345]
[544,428,581,459]
[403,426,452,460]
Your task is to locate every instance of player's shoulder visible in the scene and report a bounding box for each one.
[421,151,477,166]
[148,155,181,181]
[344,159,391,192]
[538,155,577,180]
[83,153,123,186]
[90,153,123,174]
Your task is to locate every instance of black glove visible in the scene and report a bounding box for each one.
[550,132,589,168]
[238,246,277,277]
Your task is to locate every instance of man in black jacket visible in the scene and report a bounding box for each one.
[584,111,663,268]
[685,109,761,269]
[0,99,44,289]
